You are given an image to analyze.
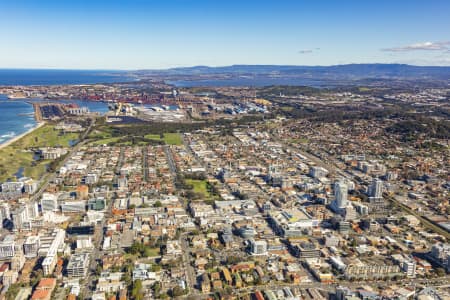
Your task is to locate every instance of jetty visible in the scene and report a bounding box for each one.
[32,102,43,122]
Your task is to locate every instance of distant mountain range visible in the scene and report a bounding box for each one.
[136,64,450,80]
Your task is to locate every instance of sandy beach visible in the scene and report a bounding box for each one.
[0,121,45,150]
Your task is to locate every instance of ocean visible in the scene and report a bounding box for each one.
[0,69,131,145]
[0,94,109,145]
[0,97,37,145]
[0,69,132,85]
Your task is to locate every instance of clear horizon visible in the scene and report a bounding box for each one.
[2,62,450,72]
[1,0,449,69]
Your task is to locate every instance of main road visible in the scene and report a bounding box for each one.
[163,143,200,295]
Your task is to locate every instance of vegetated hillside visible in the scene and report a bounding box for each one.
[386,118,450,139]
[260,85,323,97]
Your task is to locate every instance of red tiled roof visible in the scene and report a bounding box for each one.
[31,290,50,300]
[37,278,56,289]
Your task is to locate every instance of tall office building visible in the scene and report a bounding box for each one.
[0,235,15,259]
[369,178,383,198]
[368,178,387,213]
[25,201,39,219]
[23,235,40,258]
[0,203,10,221]
[334,180,348,209]
[0,203,10,229]
[11,205,30,231]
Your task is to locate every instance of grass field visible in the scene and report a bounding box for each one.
[144,133,182,145]
[87,126,114,144]
[89,125,182,146]
[90,137,122,146]
[0,124,79,182]
[144,247,160,257]
[89,134,183,146]
[186,179,212,198]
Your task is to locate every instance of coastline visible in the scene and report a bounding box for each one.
[0,121,45,151]
[0,98,107,152]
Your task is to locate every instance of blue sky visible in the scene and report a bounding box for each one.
[1,0,449,69]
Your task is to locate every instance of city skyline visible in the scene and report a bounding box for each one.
[1,0,450,69]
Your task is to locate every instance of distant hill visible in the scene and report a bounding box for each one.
[136,64,450,80]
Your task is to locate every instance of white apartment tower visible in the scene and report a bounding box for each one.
[369,178,383,199]
[334,180,348,209]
